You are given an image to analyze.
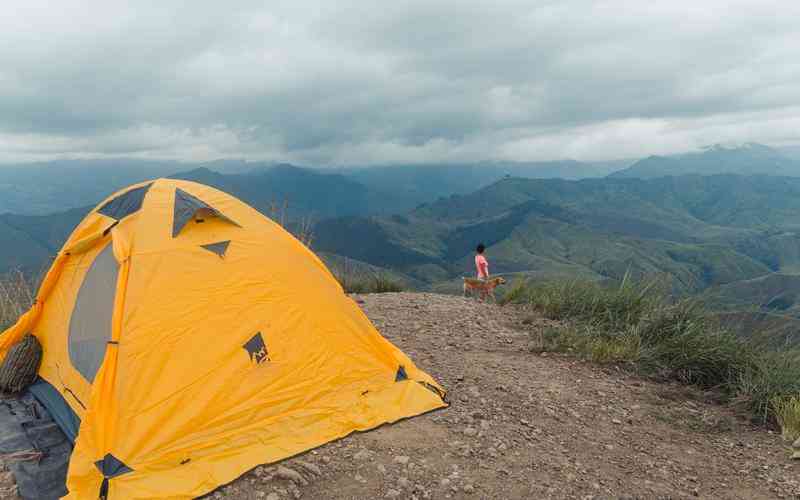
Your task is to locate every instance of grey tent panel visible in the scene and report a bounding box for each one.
[68,244,118,383]
[173,188,240,237]
[200,240,231,258]
[97,183,152,220]
[28,377,81,443]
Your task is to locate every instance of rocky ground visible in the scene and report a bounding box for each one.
[213,293,799,500]
[2,293,799,499]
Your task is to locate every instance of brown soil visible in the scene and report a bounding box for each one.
[3,293,799,499]
[216,293,799,500]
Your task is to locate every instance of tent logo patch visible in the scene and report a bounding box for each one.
[243,333,269,364]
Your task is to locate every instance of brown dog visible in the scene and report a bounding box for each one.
[463,276,506,302]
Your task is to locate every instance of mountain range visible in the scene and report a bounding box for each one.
[612,143,800,179]
[4,142,800,323]
[313,174,800,298]
[1,143,798,216]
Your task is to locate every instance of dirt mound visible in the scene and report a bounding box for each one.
[4,293,799,499]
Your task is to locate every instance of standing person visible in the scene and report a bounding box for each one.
[475,243,489,280]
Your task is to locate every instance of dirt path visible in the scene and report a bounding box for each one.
[215,293,799,500]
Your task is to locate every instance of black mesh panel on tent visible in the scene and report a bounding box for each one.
[173,188,239,237]
[97,183,152,220]
[68,244,119,383]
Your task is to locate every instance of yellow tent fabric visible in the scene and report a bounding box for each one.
[0,179,447,499]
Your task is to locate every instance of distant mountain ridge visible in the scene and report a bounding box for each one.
[0,158,275,215]
[313,174,800,294]
[170,165,381,220]
[611,143,800,179]
[0,158,628,216]
[339,159,629,209]
[3,145,800,216]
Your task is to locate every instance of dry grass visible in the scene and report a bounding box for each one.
[268,199,315,248]
[0,271,34,331]
[772,396,800,442]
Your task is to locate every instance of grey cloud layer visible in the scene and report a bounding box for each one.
[1,0,799,163]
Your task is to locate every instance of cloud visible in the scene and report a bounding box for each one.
[0,0,799,164]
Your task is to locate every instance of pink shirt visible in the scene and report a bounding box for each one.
[475,254,489,279]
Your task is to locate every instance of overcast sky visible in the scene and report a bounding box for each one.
[1,0,799,165]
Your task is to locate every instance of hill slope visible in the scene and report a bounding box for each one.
[314,175,800,292]
[703,273,800,315]
[611,143,800,179]
[0,207,87,274]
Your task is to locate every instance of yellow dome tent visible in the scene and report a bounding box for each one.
[0,179,447,499]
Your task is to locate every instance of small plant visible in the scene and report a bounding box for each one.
[771,395,800,442]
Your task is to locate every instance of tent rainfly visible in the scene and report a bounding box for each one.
[0,179,447,499]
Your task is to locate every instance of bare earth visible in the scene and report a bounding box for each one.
[2,293,799,499]
[216,293,799,500]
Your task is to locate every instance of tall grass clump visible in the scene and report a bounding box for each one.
[507,274,800,434]
[636,300,757,389]
[771,395,800,442]
[736,350,800,425]
[513,274,661,332]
